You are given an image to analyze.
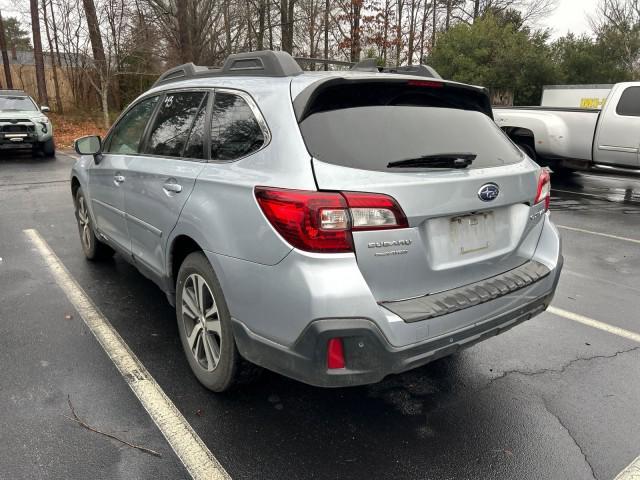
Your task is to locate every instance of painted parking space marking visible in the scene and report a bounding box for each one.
[556,224,640,245]
[548,306,640,344]
[548,306,640,479]
[24,228,230,480]
[615,454,640,480]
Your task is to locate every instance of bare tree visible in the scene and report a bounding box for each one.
[30,0,49,105]
[82,0,110,127]
[0,10,13,89]
[42,0,63,112]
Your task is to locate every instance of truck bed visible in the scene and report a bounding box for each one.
[494,106,601,161]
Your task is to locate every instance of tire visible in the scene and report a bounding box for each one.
[176,251,257,392]
[74,187,115,260]
[40,138,56,158]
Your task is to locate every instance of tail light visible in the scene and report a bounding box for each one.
[535,169,551,210]
[255,187,408,253]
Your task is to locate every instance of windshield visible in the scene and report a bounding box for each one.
[299,106,523,172]
[0,96,39,111]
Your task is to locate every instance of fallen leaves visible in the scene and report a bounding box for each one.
[48,112,109,149]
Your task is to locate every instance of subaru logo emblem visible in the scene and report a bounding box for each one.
[478,183,499,202]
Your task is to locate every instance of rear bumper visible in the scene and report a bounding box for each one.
[232,254,562,388]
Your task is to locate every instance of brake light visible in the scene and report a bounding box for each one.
[407,80,444,88]
[255,187,408,253]
[535,169,551,210]
[327,338,345,369]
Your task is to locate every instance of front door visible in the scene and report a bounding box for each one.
[90,95,160,252]
[123,91,209,277]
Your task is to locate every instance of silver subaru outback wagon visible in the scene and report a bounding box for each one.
[71,50,562,392]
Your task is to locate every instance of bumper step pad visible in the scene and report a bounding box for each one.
[381,260,551,323]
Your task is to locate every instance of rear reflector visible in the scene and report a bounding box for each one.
[327,338,345,369]
[255,187,408,253]
[535,169,551,210]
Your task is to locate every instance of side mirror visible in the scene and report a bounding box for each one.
[75,135,102,157]
[40,105,50,113]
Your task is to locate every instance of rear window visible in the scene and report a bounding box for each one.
[299,105,523,171]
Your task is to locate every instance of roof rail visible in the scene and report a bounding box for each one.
[152,50,441,88]
[153,50,304,87]
[294,57,354,68]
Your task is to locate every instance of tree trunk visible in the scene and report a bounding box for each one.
[41,0,62,112]
[419,1,428,64]
[431,0,437,52]
[0,10,13,89]
[267,0,274,49]
[473,0,480,19]
[82,0,109,128]
[323,0,328,70]
[382,0,390,66]
[280,0,295,53]
[445,0,451,30]
[48,0,63,68]
[100,78,109,131]
[351,0,362,62]
[396,0,404,66]
[257,0,266,50]
[30,0,49,105]
[177,0,193,62]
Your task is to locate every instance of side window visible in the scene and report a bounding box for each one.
[616,87,640,117]
[210,92,265,161]
[144,92,207,158]
[104,96,159,154]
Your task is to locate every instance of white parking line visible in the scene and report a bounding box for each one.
[24,228,230,480]
[615,455,640,480]
[548,306,640,479]
[548,306,640,344]
[556,224,640,245]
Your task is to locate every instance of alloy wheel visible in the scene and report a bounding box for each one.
[77,195,91,250]
[181,273,222,372]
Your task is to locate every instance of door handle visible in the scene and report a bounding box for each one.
[113,174,125,184]
[162,182,183,194]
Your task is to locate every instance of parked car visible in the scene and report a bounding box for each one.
[71,50,562,391]
[0,89,55,157]
[495,82,640,172]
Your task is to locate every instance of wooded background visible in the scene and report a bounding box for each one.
[1,0,638,127]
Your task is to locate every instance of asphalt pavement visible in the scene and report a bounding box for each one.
[1,151,639,480]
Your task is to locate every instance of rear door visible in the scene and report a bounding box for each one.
[594,85,640,167]
[296,79,544,302]
[89,95,159,252]
[124,90,209,278]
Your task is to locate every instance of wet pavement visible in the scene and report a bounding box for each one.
[1,152,639,480]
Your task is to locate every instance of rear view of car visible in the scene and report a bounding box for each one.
[239,75,562,387]
[71,51,562,391]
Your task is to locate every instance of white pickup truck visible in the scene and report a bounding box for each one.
[495,82,640,171]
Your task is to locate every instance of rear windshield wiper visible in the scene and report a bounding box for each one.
[387,153,477,169]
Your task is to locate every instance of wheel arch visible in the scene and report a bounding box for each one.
[71,176,81,203]
[168,234,205,288]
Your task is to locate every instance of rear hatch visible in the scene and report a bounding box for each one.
[295,77,545,302]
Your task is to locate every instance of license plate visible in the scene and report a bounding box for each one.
[450,212,494,255]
